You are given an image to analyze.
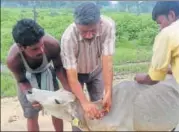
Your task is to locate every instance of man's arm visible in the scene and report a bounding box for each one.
[6,57,32,93]
[7,56,43,109]
[167,66,173,74]
[45,35,71,91]
[46,34,88,94]
[66,69,88,104]
[134,73,159,85]
[102,55,113,97]
[135,30,171,85]
[101,17,116,111]
[102,21,115,94]
[101,55,113,112]
[135,66,172,85]
[60,36,102,119]
[58,36,88,104]
[52,53,71,92]
[66,69,103,119]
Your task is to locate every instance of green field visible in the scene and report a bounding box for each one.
[1,8,157,97]
[1,72,17,97]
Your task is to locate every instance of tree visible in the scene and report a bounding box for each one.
[32,1,38,22]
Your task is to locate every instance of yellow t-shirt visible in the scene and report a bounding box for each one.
[148,20,179,83]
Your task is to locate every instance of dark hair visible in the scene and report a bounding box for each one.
[74,2,100,25]
[152,1,179,21]
[12,18,45,47]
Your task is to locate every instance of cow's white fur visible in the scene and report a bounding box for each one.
[27,75,179,131]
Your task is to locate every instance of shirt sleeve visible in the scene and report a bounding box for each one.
[102,21,116,56]
[148,30,171,81]
[60,37,77,70]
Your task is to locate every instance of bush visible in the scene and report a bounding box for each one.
[107,12,158,47]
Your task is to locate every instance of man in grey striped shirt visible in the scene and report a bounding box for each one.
[61,2,115,130]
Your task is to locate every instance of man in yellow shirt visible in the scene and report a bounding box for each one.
[135,1,179,85]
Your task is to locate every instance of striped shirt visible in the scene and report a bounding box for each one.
[61,15,116,74]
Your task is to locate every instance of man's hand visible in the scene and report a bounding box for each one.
[167,67,172,74]
[31,101,42,110]
[81,101,103,120]
[102,91,112,115]
[134,73,147,84]
[25,90,43,110]
[134,73,158,85]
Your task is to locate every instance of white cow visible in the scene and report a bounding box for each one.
[27,75,179,131]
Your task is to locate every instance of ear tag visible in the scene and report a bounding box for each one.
[72,118,79,126]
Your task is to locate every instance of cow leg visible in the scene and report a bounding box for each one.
[171,128,176,132]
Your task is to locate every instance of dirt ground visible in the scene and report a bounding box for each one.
[1,97,73,131]
[1,74,179,131]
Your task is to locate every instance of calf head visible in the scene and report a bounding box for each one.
[26,88,76,122]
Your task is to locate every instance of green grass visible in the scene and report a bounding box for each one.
[1,72,17,97]
[113,43,152,65]
[114,62,149,75]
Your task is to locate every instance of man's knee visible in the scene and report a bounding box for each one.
[27,115,38,123]
[17,90,40,119]
[23,107,40,119]
[26,114,39,131]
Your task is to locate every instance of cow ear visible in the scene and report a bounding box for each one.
[55,99,61,104]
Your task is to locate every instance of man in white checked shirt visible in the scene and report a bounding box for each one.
[60,2,116,131]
